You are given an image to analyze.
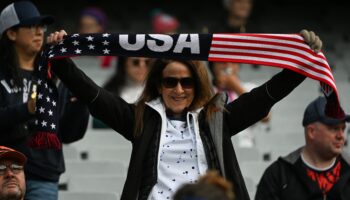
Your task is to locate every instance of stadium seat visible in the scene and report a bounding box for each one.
[235,147,262,162]
[86,147,132,164]
[68,176,126,195]
[64,160,127,176]
[59,191,119,200]
[63,145,80,161]
[244,176,256,199]
[240,161,271,185]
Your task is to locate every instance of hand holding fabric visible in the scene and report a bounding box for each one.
[46,30,67,45]
[300,29,323,53]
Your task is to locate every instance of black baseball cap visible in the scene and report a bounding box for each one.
[302,96,350,126]
[0,1,54,35]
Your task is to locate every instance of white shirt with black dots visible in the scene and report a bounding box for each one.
[148,115,208,200]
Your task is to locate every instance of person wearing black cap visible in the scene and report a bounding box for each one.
[255,96,350,200]
[0,146,27,200]
[0,2,89,200]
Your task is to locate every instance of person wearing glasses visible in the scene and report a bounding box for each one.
[93,56,151,128]
[47,29,322,200]
[0,146,27,200]
[0,2,89,200]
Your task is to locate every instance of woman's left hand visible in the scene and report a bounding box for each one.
[46,30,67,45]
[300,29,323,53]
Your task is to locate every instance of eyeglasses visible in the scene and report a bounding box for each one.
[0,163,24,175]
[162,77,195,89]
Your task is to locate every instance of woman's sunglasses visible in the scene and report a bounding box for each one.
[162,77,195,89]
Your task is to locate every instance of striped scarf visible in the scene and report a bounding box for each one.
[30,33,345,149]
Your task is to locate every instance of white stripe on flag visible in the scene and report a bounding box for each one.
[213,34,309,49]
[209,47,333,78]
[208,53,337,89]
[210,40,329,66]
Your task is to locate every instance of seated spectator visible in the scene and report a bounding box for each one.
[208,61,270,147]
[78,6,113,68]
[221,0,257,33]
[151,10,179,34]
[92,56,151,128]
[0,146,27,200]
[173,170,235,200]
[255,96,350,200]
[79,7,108,34]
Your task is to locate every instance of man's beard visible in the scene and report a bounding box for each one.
[0,187,24,200]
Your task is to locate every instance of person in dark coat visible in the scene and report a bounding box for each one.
[0,2,89,200]
[46,29,322,200]
[255,97,350,200]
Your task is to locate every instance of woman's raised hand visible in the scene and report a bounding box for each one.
[46,30,67,45]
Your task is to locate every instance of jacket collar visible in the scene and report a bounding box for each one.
[145,97,203,117]
[281,146,350,166]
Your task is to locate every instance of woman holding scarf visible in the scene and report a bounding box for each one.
[47,29,322,200]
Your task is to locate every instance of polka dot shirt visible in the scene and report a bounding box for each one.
[148,116,208,200]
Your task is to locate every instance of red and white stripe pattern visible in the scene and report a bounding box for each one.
[208,33,338,98]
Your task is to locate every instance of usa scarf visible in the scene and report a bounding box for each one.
[31,33,345,150]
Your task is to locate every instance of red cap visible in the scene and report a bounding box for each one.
[0,146,27,165]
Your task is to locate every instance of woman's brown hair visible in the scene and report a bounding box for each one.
[134,59,218,137]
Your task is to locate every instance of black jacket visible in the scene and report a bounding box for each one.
[51,58,305,200]
[0,66,89,182]
[255,148,350,200]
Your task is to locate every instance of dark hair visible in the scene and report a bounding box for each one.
[0,28,40,87]
[173,171,235,200]
[134,59,218,137]
[103,56,127,95]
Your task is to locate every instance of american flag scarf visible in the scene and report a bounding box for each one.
[31,33,345,150]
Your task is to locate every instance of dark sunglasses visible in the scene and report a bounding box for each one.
[162,77,195,89]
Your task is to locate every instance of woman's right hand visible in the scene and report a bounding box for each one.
[46,30,67,45]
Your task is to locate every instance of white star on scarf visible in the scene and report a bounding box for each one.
[51,123,56,130]
[73,40,79,46]
[39,107,45,113]
[60,47,67,53]
[75,49,82,54]
[88,44,95,50]
[86,36,94,41]
[103,48,110,54]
